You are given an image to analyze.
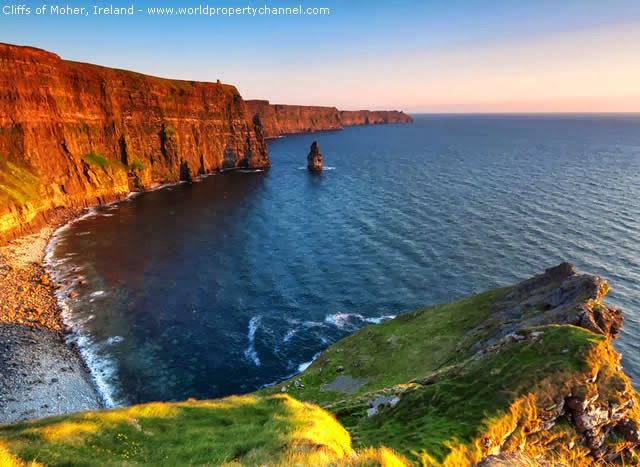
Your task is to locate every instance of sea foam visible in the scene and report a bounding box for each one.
[244,316,262,366]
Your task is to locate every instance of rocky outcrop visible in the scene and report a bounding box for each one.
[307,141,323,172]
[246,100,412,138]
[467,262,623,355]
[0,43,269,243]
[456,263,637,463]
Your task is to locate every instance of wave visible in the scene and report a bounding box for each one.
[324,313,352,328]
[324,312,396,329]
[283,329,296,343]
[297,166,336,171]
[235,169,266,174]
[298,352,321,372]
[244,316,262,367]
[300,320,325,329]
[144,180,188,194]
[105,336,124,346]
[48,291,123,408]
[364,315,397,324]
[44,227,124,408]
[258,351,323,391]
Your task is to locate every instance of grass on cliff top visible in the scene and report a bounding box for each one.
[258,286,625,465]
[259,287,511,405]
[0,158,41,208]
[0,394,407,466]
[340,325,606,464]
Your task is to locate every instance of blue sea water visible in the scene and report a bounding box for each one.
[46,114,640,406]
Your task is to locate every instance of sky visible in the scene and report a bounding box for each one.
[2,0,640,112]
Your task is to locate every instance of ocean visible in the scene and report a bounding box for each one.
[45,114,640,406]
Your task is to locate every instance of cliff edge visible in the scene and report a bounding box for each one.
[0,43,269,244]
[1,263,637,466]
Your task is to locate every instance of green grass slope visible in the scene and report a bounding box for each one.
[258,287,511,405]
[1,265,638,466]
[326,325,611,463]
[0,395,406,466]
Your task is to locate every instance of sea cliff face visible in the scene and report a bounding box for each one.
[0,43,269,243]
[246,99,413,138]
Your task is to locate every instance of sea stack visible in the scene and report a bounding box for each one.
[307,141,323,172]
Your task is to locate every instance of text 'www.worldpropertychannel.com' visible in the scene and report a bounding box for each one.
[1,4,332,17]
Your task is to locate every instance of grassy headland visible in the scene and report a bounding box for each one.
[0,264,638,466]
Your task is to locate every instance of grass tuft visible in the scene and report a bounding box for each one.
[82,151,112,169]
[0,159,41,207]
[128,158,146,171]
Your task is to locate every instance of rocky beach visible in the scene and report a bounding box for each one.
[0,208,102,424]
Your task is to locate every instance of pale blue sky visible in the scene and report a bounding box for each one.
[2,0,640,111]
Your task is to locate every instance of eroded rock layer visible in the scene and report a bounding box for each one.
[0,43,269,243]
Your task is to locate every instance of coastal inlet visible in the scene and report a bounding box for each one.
[46,115,640,406]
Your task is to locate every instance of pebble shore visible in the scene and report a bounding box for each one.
[0,209,103,424]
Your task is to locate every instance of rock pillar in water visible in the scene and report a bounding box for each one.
[307,141,323,172]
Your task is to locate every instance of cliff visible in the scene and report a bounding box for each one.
[1,264,638,466]
[245,100,342,138]
[339,110,414,126]
[0,43,269,244]
[246,100,413,138]
[0,43,414,244]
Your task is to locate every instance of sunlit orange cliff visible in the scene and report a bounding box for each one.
[0,43,412,243]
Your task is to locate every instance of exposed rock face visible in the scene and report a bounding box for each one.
[307,141,323,172]
[467,263,638,464]
[468,262,623,354]
[0,43,269,243]
[246,100,412,139]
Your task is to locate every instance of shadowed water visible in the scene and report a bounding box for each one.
[47,114,640,405]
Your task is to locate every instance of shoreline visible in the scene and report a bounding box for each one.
[0,207,103,424]
[0,172,268,424]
